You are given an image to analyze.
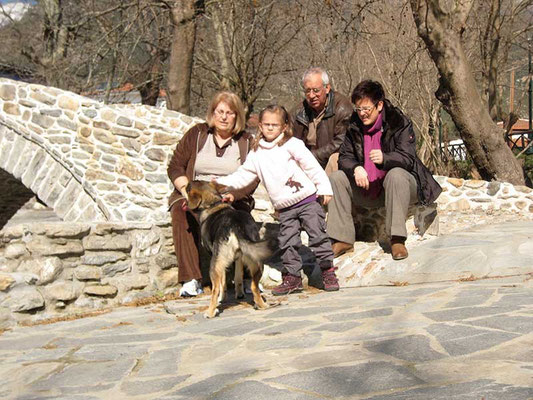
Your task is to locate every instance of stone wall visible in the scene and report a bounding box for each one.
[0,78,201,223]
[0,221,177,328]
[348,176,533,242]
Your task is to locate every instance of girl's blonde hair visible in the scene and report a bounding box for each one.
[206,91,246,135]
[252,105,293,151]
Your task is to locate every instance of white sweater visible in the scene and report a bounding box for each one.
[217,135,333,210]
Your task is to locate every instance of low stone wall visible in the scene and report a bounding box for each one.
[349,176,533,242]
[0,221,176,328]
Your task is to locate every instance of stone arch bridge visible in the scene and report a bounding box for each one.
[0,78,200,223]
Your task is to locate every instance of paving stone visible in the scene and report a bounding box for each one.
[310,321,362,332]
[423,306,515,322]
[30,359,136,390]
[426,323,519,356]
[267,362,424,397]
[74,343,149,361]
[171,370,258,398]
[246,332,322,351]
[464,315,533,334]
[325,307,394,322]
[136,347,182,377]
[210,380,313,400]
[252,320,318,335]
[365,379,533,400]
[264,306,344,318]
[120,376,189,396]
[365,335,445,362]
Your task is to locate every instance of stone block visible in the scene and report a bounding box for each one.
[83,235,132,251]
[101,109,117,122]
[57,118,78,131]
[0,274,15,291]
[127,183,153,198]
[4,243,28,259]
[46,281,83,301]
[0,84,16,100]
[5,135,26,178]
[122,275,149,291]
[38,257,64,285]
[85,168,115,182]
[447,178,464,188]
[145,148,166,162]
[116,159,143,180]
[487,181,500,196]
[19,99,36,108]
[25,237,84,257]
[84,284,118,297]
[155,254,176,270]
[464,179,485,189]
[6,286,44,312]
[116,116,133,127]
[58,95,80,111]
[40,108,62,117]
[102,261,131,277]
[74,266,102,281]
[154,132,176,145]
[31,112,54,129]
[93,128,117,144]
[145,173,167,183]
[3,102,20,115]
[54,181,82,219]
[515,185,532,193]
[111,126,140,138]
[81,252,127,266]
[121,138,141,152]
[155,269,179,289]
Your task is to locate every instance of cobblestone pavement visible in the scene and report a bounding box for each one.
[1,221,532,399]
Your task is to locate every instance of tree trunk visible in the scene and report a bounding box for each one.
[166,0,197,114]
[410,0,524,185]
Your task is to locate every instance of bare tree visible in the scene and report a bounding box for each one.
[410,0,524,184]
[166,0,202,114]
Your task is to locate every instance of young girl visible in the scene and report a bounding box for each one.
[216,105,339,295]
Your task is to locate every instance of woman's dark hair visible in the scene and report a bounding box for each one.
[351,80,385,104]
[252,104,293,150]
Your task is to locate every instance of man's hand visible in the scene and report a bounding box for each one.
[369,149,383,165]
[321,194,332,206]
[354,166,369,190]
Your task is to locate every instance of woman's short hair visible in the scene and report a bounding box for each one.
[206,91,246,135]
[351,80,385,104]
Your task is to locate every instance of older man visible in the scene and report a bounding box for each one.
[293,67,353,173]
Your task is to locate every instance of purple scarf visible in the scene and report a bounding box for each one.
[363,112,386,199]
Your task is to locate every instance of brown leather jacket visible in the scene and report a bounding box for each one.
[293,90,353,168]
[167,122,258,210]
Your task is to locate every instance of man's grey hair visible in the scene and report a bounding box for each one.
[301,67,330,87]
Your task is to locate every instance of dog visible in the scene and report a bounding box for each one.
[186,180,274,318]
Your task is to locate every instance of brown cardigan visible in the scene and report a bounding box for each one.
[167,122,258,209]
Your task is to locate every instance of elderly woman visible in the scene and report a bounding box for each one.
[167,92,257,296]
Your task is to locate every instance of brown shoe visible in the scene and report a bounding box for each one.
[391,236,408,260]
[332,241,354,258]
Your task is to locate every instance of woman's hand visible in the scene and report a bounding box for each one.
[354,166,369,190]
[369,149,383,165]
[222,193,235,203]
[174,176,189,198]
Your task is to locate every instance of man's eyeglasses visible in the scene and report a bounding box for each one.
[354,104,376,113]
[214,109,236,118]
[303,87,324,95]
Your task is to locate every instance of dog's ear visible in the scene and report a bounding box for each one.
[211,181,229,195]
[186,184,202,210]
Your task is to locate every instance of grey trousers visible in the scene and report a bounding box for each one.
[279,200,334,276]
[327,168,418,244]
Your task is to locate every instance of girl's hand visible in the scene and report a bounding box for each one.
[222,193,235,203]
[369,149,383,165]
[354,166,369,190]
[321,195,332,205]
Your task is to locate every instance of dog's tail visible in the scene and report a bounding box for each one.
[239,237,277,263]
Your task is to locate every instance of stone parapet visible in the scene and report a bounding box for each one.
[0,78,201,223]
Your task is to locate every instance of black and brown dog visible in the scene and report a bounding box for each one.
[186,180,273,318]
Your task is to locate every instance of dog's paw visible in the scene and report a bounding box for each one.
[235,292,245,300]
[254,302,269,310]
[204,308,220,319]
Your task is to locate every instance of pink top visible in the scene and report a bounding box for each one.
[363,112,386,199]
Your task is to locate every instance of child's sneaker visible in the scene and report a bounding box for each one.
[179,279,203,297]
[321,267,340,291]
[271,273,303,296]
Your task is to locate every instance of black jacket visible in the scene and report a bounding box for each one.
[338,100,442,205]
